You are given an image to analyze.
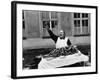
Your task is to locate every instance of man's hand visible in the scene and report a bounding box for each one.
[45,25,50,30]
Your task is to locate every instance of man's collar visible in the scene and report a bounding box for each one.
[60,37,65,39]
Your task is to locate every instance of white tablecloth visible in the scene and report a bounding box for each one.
[38,51,89,69]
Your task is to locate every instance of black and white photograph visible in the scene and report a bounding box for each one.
[23,10,91,69]
[11,1,97,79]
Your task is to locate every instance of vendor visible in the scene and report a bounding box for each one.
[43,25,78,58]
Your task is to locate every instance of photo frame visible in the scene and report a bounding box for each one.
[11,1,98,79]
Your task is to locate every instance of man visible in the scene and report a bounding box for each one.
[44,25,77,58]
[46,26,72,48]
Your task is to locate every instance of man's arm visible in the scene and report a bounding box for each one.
[45,25,58,43]
[47,29,58,43]
[67,39,72,46]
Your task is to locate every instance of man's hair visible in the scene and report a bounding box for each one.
[60,30,65,35]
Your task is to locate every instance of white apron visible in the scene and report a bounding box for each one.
[56,37,68,48]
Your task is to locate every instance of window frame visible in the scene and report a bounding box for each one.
[40,11,59,38]
[73,13,90,36]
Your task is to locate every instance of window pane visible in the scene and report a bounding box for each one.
[82,20,88,27]
[74,20,77,27]
[82,20,88,34]
[51,20,58,28]
[86,14,88,17]
[41,11,49,20]
[82,13,88,18]
[78,20,80,27]
[82,20,85,26]
[74,13,77,18]
[51,12,58,19]
[74,20,80,27]
[22,10,25,29]
[74,13,80,18]
[23,20,25,29]
[43,21,50,28]
[86,20,88,26]
[78,13,80,18]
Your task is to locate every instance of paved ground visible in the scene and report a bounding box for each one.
[23,38,55,49]
[23,36,90,49]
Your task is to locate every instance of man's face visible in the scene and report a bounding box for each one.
[59,30,65,38]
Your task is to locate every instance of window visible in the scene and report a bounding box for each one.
[74,20,80,27]
[22,10,25,29]
[74,13,80,18]
[82,13,88,18]
[43,21,50,28]
[73,13,90,36]
[41,11,58,29]
[41,11,58,37]
[51,20,58,28]
[82,19,88,27]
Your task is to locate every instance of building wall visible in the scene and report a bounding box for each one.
[60,12,72,36]
[23,11,73,38]
[23,11,90,49]
[23,11,40,38]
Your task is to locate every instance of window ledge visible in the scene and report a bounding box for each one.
[74,34,90,37]
[42,36,51,39]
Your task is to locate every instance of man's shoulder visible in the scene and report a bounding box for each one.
[65,37,69,39]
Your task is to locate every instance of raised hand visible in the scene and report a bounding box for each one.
[45,25,50,30]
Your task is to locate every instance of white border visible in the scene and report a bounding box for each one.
[17,3,96,77]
